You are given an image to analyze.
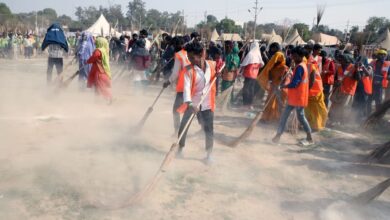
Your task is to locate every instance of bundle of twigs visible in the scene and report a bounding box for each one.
[367,141,390,163]
[350,178,390,206]
[363,99,390,128]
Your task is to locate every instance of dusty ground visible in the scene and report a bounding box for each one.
[0,58,389,220]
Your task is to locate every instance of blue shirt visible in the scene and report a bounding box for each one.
[286,65,304,88]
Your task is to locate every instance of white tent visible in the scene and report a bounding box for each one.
[312,32,340,46]
[261,29,283,44]
[86,14,120,37]
[218,33,242,41]
[378,29,390,50]
[285,29,306,45]
[210,29,220,42]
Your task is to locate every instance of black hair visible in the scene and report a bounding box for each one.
[291,46,305,57]
[320,50,327,58]
[132,33,138,38]
[140,29,148,37]
[304,44,313,51]
[185,42,204,55]
[313,43,322,51]
[190,32,200,39]
[269,42,281,51]
[165,35,172,43]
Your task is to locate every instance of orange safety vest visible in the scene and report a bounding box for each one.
[307,63,323,97]
[243,63,262,79]
[337,64,357,96]
[288,62,309,107]
[361,75,373,95]
[321,58,335,85]
[188,60,216,111]
[371,60,390,88]
[175,49,191,92]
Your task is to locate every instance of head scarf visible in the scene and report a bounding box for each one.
[225,42,240,71]
[78,32,95,61]
[95,37,111,78]
[240,42,264,67]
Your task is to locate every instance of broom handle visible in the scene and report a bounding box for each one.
[159,63,225,170]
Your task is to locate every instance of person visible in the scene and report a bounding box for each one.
[352,53,372,119]
[329,52,359,123]
[304,48,328,131]
[221,41,240,92]
[41,23,69,84]
[272,46,313,145]
[240,42,264,110]
[320,51,336,108]
[312,44,323,72]
[177,42,217,164]
[76,32,94,87]
[214,48,224,94]
[161,35,175,80]
[87,37,112,103]
[257,42,288,123]
[129,35,151,84]
[139,29,151,51]
[367,49,390,114]
[163,37,191,134]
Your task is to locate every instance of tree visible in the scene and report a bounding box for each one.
[57,15,72,26]
[216,18,241,33]
[127,0,146,30]
[0,3,12,19]
[293,23,311,41]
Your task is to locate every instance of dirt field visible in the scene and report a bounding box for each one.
[0,58,389,220]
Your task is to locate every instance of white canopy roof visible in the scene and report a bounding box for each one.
[312,32,340,46]
[86,14,120,37]
[378,29,390,50]
[218,33,242,41]
[210,29,220,42]
[285,29,306,45]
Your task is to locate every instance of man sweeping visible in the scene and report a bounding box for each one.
[367,49,390,114]
[272,46,313,145]
[41,23,68,84]
[176,42,217,164]
[163,37,190,134]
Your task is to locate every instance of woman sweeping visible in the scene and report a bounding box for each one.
[87,37,113,103]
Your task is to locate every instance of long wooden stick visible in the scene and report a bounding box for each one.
[90,63,225,210]
[228,67,291,147]
[135,87,166,131]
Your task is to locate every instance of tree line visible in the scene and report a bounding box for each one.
[0,1,389,46]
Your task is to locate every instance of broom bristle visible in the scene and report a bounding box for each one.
[351,178,390,205]
[368,141,390,163]
[316,4,326,27]
[363,99,390,128]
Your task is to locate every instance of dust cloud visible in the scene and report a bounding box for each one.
[0,58,389,219]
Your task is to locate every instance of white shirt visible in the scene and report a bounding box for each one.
[183,61,214,111]
[169,50,190,84]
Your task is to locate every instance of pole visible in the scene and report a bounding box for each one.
[253,0,258,41]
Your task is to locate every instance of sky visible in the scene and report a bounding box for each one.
[2,0,389,30]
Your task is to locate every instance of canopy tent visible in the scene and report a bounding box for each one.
[261,29,283,44]
[210,29,220,42]
[312,32,340,46]
[284,29,306,45]
[218,33,242,41]
[378,29,390,50]
[85,14,120,37]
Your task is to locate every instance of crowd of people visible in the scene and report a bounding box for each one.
[0,32,77,59]
[37,22,390,164]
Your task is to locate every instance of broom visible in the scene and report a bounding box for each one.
[367,141,390,163]
[363,99,390,128]
[134,86,166,131]
[228,67,291,147]
[88,63,225,210]
[350,178,390,206]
